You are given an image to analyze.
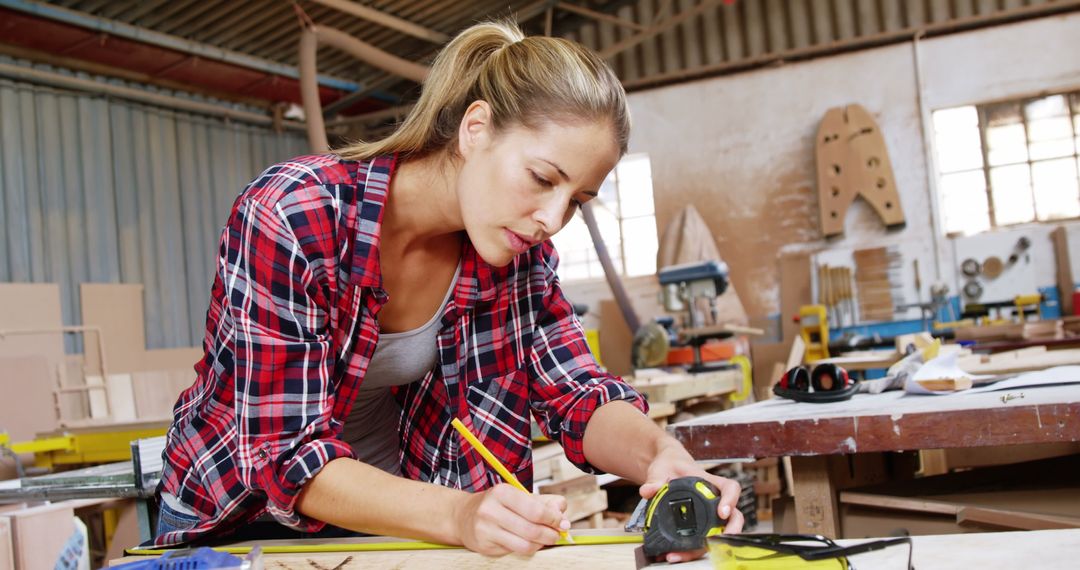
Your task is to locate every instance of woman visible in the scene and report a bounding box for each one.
[156,20,743,562]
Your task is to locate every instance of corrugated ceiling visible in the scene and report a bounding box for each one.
[14,0,1076,107]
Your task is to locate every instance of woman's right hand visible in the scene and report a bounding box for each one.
[453,484,571,556]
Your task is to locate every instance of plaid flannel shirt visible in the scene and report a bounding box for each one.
[155,154,647,546]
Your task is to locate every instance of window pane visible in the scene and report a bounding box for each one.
[622,216,658,277]
[1032,158,1080,220]
[616,155,655,218]
[598,173,618,207]
[1030,139,1076,161]
[940,170,990,234]
[989,165,1035,226]
[935,128,984,173]
[933,106,978,131]
[1025,94,1069,121]
[986,123,1028,166]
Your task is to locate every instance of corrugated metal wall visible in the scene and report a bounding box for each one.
[0,57,309,349]
[567,0,1064,88]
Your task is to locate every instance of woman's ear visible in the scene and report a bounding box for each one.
[458,100,493,158]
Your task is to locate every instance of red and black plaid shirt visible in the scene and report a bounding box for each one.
[156,154,647,546]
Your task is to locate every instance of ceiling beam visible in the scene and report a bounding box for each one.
[556,2,647,32]
[307,0,449,44]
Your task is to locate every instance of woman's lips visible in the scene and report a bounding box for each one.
[505,229,534,254]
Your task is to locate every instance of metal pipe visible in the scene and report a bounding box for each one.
[299,28,330,152]
[314,25,430,84]
[581,202,641,333]
[0,61,305,129]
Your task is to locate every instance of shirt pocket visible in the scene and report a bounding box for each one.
[465,369,532,472]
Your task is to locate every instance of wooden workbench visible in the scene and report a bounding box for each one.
[109,528,1080,568]
[669,383,1080,537]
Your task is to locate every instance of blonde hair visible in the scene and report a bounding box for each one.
[337,21,630,161]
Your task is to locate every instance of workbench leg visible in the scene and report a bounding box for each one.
[790,456,841,538]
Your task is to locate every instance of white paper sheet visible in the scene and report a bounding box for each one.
[963,365,1080,394]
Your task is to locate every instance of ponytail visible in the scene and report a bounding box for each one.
[337,20,629,161]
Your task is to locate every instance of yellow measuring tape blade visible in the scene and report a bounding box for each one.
[126,534,642,556]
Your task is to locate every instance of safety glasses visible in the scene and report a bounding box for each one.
[708,533,913,569]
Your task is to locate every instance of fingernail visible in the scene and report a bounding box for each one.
[721,505,731,518]
[667,554,680,563]
[560,519,571,530]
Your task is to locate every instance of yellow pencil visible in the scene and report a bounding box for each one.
[450,417,573,543]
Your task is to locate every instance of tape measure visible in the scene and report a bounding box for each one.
[641,477,726,557]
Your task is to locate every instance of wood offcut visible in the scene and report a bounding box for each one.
[816,104,905,237]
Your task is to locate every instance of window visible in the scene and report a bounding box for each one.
[550,153,658,282]
[933,91,1080,235]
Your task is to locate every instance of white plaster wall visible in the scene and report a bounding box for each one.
[615,12,1080,318]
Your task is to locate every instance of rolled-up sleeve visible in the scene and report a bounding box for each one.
[526,243,648,473]
[227,196,354,531]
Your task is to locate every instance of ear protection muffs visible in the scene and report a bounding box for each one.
[773,363,857,403]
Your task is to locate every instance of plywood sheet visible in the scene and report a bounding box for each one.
[80,283,146,375]
[0,517,11,570]
[0,356,58,440]
[1,502,75,570]
[0,283,64,380]
[131,370,193,421]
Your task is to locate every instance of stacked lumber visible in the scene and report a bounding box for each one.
[953,320,1063,343]
[0,283,200,432]
[539,475,609,529]
[745,457,782,523]
[628,368,741,405]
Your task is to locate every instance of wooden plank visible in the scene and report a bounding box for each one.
[539,475,598,497]
[791,456,841,538]
[959,347,1080,375]
[112,528,1080,568]
[671,384,1080,459]
[957,506,1080,531]
[914,377,973,391]
[629,369,740,404]
[564,489,608,522]
[1052,226,1075,316]
[840,491,959,515]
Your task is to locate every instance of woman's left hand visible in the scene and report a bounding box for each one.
[638,439,745,564]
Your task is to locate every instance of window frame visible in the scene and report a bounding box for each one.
[936,89,1080,236]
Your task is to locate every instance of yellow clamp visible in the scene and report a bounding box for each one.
[728,355,752,402]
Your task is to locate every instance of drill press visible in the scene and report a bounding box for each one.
[632,260,733,372]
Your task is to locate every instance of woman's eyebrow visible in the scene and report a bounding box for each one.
[540,158,570,182]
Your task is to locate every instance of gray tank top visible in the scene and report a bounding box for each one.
[341,261,461,474]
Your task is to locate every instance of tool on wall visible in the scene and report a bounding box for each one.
[816,104,905,237]
[625,477,727,560]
